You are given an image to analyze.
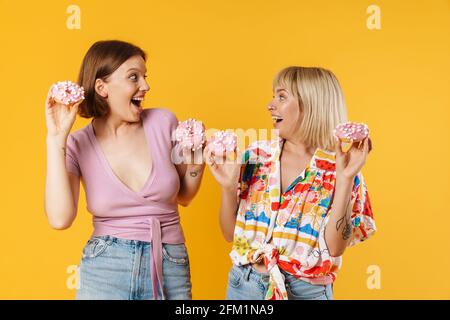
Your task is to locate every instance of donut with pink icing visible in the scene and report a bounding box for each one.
[175,118,206,151]
[207,131,238,156]
[334,122,369,143]
[51,81,85,105]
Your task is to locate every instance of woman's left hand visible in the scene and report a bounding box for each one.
[335,137,372,180]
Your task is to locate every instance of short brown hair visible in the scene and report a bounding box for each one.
[77,40,146,118]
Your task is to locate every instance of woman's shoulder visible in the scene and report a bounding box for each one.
[67,122,91,146]
[142,107,178,125]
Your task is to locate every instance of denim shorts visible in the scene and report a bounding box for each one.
[76,235,192,300]
[226,265,333,300]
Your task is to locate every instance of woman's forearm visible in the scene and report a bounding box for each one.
[324,177,353,257]
[45,135,77,229]
[219,187,239,242]
[177,165,205,206]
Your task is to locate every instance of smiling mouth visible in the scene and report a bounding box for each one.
[272,115,283,124]
[131,97,144,108]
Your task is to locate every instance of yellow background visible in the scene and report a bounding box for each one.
[0,0,449,299]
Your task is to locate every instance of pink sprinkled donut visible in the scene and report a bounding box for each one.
[175,118,206,151]
[51,81,85,105]
[334,122,369,143]
[208,131,238,156]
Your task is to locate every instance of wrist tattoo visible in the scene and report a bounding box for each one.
[62,147,66,157]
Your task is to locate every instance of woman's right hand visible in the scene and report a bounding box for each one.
[205,146,243,191]
[45,87,82,138]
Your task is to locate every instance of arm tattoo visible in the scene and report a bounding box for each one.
[342,220,352,240]
[336,216,352,240]
[336,201,352,241]
[62,147,66,157]
[336,216,344,231]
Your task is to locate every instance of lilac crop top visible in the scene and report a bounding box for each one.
[65,108,184,299]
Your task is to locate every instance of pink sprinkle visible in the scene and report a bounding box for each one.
[334,122,369,142]
[175,118,206,151]
[207,131,237,156]
[51,80,85,105]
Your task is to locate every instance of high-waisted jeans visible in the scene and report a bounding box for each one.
[76,235,192,300]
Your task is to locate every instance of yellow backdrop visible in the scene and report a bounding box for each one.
[0,0,449,299]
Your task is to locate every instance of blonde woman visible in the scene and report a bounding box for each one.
[208,67,376,300]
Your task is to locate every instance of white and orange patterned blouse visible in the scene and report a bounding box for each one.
[230,139,376,300]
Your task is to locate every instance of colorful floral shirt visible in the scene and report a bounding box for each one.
[230,139,376,300]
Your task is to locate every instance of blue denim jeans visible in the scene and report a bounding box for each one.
[76,235,192,300]
[226,265,333,300]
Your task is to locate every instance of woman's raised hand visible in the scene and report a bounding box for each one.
[45,87,81,138]
[335,137,372,180]
[206,146,243,191]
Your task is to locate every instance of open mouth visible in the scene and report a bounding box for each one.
[131,96,144,109]
[272,115,283,124]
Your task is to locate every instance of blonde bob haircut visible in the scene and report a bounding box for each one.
[273,66,348,151]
